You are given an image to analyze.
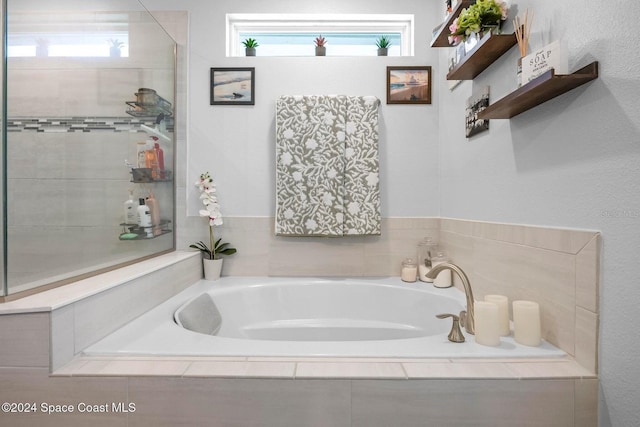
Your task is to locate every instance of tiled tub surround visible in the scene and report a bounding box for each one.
[187,217,600,372]
[0,252,201,371]
[0,219,599,425]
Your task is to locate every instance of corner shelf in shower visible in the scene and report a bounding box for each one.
[130,168,173,184]
[126,100,173,118]
[119,220,172,240]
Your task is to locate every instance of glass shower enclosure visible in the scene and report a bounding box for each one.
[1,0,176,298]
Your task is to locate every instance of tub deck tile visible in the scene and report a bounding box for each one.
[52,355,595,380]
[248,356,450,364]
[295,362,407,379]
[68,359,192,377]
[504,360,596,379]
[184,361,296,378]
[403,362,513,379]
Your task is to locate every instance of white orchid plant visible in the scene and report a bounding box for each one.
[189,172,237,260]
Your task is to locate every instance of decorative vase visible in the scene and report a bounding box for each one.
[245,47,256,57]
[315,46,326,56]
[482,24,501,38]
[516,57,523,88]
[377,48,388,56]
[463,32,480,55]
[203,258,223,281]
[110,47,122,57]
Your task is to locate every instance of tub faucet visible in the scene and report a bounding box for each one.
[425,263,475,335]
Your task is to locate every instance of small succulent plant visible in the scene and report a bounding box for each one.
[242,38,259,48]
[376,35,392,49]
[314,35,327,47]
[107,38,124,48]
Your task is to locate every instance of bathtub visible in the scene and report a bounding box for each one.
[84,277,565,358]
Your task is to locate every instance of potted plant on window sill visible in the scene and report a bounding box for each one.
[242,38,259,56]
[190,172,237,280]
[376,35,391,56]
[108,38,124,57]
[314,35,326,56]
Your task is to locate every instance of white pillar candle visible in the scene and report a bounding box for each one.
[485,294,510,336]
[512,300,541,346]
[474,301,501,346]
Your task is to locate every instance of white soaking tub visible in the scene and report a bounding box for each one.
[84,277,565,359]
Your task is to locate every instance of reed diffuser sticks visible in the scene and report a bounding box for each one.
[514,9,534,57]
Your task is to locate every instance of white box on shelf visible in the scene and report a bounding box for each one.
[521,40,568,84]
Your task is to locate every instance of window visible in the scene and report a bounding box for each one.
[7,33,129,58]
[7,12,130,58]
[227,13,414,57]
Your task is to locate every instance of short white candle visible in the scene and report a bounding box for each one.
[401,266,417,282]
[512,300,541,346]
[474,301,501,346]
[485,294,510,336]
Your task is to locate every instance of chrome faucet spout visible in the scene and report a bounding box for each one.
[425,262,475,335]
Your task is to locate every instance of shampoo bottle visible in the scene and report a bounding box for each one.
[154,142,165,179]
[146,191,160,226]
[136,141,147,168]
[137,198,153,238]
[144,137,159,179]
[123,189,137,224]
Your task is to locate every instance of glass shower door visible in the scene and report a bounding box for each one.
[3,0,176,296]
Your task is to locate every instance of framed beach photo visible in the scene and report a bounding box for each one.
[210,67,255,105]
[386,66,432,104]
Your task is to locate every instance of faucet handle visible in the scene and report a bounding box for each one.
[436,313,465,343]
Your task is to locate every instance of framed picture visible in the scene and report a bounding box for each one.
[210,67,255,105]
[465,86,490,138]
[386,66,432,104]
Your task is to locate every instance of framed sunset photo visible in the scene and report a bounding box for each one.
[386,66,432,104]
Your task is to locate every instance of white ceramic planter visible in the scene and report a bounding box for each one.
[203,258,223,281]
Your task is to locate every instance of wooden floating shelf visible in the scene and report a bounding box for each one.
[477,61,599,119]
[430,0,474,48]
[446,32,517,80]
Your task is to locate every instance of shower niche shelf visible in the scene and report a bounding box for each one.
[126,101,173,118]
[130,168,173,183]
[477,61,599,119]
[119,220,172,240]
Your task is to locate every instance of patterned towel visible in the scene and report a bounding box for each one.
[275,95,380,236]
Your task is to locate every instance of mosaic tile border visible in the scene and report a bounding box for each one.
[6,117,174,133]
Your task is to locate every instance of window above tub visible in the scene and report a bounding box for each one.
[226,13,414,57]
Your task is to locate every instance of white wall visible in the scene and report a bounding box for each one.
[142,0,441,218]
[437,1,640,426]
[147,0,640,425]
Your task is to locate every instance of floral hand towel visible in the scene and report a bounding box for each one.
[275,95,380,236]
